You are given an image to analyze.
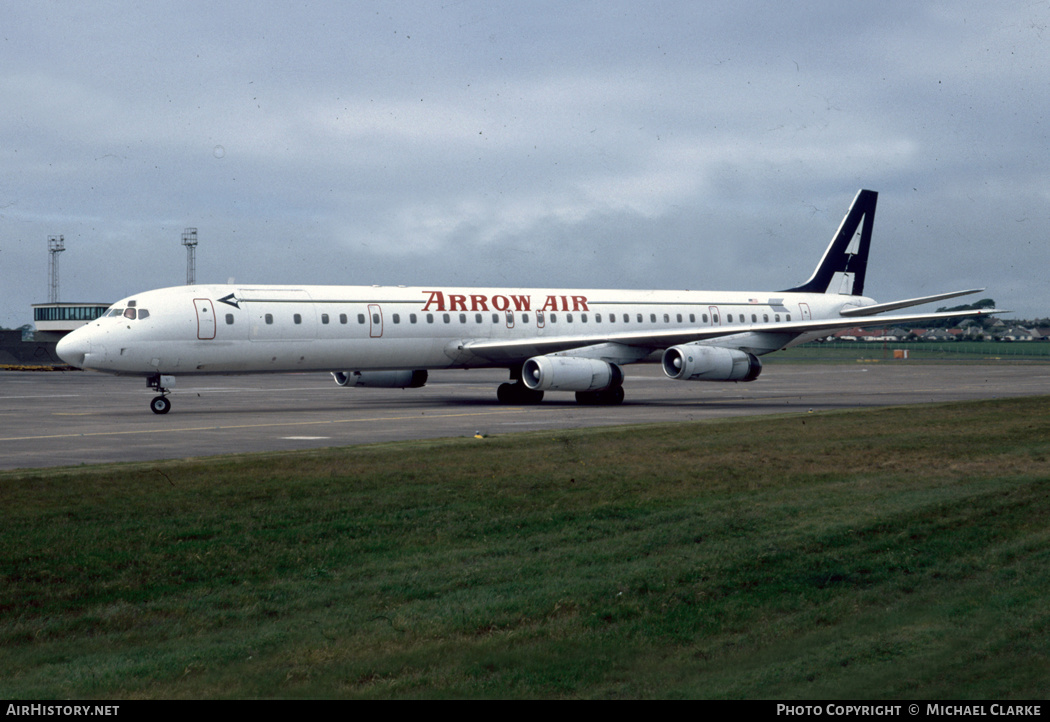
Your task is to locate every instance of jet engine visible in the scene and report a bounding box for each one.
[332,370,428,388]
[661,344,762,382]
[521,355,623,392]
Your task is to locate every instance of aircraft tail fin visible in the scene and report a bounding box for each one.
[784,189,877,296]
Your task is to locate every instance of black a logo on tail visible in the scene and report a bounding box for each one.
[785,189,877,296]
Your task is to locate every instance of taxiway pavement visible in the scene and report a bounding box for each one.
[1,363,1048,470]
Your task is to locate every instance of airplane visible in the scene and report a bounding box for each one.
[56,189,1001,414]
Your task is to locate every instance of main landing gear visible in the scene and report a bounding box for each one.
[574,386,625,405]
[497,381,544,404]
[496,366,544,405]
[494,366,625,405]
[147,373,175,414]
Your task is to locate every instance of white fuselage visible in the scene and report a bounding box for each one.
[56,283,867,376]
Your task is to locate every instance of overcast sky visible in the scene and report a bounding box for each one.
[2,1,1048,328]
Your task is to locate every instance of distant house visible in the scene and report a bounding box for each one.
[999,326,1035,341]
[922,330,955,342]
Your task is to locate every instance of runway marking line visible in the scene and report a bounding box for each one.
[0,408,528,443]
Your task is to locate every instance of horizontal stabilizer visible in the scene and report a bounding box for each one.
[839,289,985,317]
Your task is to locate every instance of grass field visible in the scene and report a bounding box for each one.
[773,341,1050,363]
[2,396,1049,699]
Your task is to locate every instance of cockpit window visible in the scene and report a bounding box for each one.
[106,307,150,320]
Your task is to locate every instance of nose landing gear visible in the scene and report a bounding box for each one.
[147,374,176,414]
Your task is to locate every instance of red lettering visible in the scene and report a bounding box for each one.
[541,295,559,312]
[449,294,467,312]
[510,295,531,311]
[470,294,489,311]
[492,295,510,311]
[422,291,446,312]
[571,295,589,311]
[560,296,569,311]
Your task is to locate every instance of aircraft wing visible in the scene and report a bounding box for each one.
[838,288,985,316]
[459,306,1003,363]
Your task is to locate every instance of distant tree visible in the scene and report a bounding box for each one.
[916,299,998,329]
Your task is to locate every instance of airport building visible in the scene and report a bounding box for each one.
[32,302,111,338]
[0,302,112,367]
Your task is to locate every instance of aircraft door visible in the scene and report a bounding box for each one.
[798,302,812,320]
[505,310,515,329]
[194,298,216,340]
[368,304,383,338]
[709,306,721,326]
[536,311,545,329]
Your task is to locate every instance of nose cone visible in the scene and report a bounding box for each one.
[56,329,90,368]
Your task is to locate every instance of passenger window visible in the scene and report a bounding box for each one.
[321,313,329,324]
[567,313,574,323]
[550,313,557,323]
[410,314,417,323]
[373,313,381,324]
[225,313,234,325]
[476,313,483,323]
[775,314,780,322]
[426,313,434,323]
[522,313,529,324]
[340,314,348,324]
[764,314,769,322]
[752,314,757,322]
[676,314,682,323]
[265,313,273,324]
[294,314,302,324]
[393,314,400,323]
[580,314,586,323]
[727,314,733,323]
[459,313,466,323]
[663,314,669,323]
[443,313,450,323]
[786,314,791,321]
[636,314,643,323]
[690,314,696,323]
[492,313,499,323]
[358,314,366,324]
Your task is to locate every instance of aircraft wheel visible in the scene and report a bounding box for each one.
[522,387,544,404]
[497,383,515,404]
[575,390,597,405]
[576,387,624,406]
[497,383,543,405]
[150,395,171,415]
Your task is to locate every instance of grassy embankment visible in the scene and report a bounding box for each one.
[2,396,1049,698]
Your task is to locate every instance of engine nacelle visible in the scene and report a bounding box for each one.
[332,370,428,388]
[661,344,762,382]
[522,355,623,392]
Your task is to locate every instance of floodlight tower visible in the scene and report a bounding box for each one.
[48,235,65,303]
[182,227,198,285]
